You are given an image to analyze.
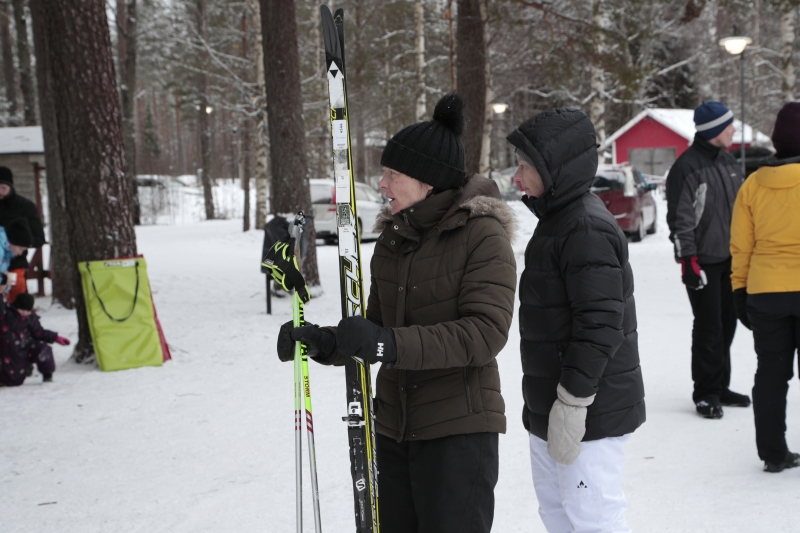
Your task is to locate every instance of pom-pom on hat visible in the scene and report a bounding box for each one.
[14,293,34,311]
[380,93,467,190]
[0,166,13,186]
[771,102,800,159]
[694,102,734,141]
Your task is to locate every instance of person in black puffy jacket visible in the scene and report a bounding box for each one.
[507,108,645,533]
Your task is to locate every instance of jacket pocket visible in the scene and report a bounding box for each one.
[463,367,474,413]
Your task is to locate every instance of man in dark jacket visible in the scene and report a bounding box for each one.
[665,102,749,419]
[507,108,644,533]
[0,166,46,302]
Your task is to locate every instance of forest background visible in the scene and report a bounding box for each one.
[0,0,796,361]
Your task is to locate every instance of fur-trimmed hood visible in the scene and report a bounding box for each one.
[373,174,516,242]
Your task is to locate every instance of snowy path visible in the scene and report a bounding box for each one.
[2,196,799,532]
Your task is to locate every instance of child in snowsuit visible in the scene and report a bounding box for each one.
[0,292,70,386]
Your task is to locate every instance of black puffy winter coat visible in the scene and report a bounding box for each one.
[507,108,645,441]
[0,187,46,270]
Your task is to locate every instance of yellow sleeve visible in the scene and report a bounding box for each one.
[730,179,755,291]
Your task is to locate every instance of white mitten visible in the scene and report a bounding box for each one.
[547,384,596,465]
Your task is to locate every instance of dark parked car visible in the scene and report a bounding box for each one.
[592,163,657,242]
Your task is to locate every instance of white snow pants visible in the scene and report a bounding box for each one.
[529,433,631,533]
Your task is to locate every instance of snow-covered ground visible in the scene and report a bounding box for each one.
[2,194,799,532]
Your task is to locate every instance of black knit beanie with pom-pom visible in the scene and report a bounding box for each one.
[380,93,466,190]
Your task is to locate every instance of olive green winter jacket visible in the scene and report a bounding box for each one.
[362,175,517,442]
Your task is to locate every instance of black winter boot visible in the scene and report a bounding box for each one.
[764,452,800,473]
[721,389,751,407]
[696,398,723,419]
[42,374,53,383]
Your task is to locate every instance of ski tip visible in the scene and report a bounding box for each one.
[334,7,344,23]
[320,5,342,62]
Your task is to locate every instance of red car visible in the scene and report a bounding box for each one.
[591,164,658,242]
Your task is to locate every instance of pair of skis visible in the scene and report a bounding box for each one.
[320,5,380,533]
[269,7,379,533]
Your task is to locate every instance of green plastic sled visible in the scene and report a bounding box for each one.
[78,257,163,372]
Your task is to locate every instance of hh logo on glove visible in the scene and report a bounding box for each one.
[262,237,310,303]
[337,316,397,364]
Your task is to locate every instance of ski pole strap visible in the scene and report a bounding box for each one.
[262,237,310,303]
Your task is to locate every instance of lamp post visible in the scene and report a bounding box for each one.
[492,103,510,170]
[719,27,752,176]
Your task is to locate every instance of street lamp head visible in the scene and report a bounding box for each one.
[492,103,508,114]
[719,36,752,55]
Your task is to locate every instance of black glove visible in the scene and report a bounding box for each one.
[733,288,751,330]
[679,256,707,290]
[277,321,337,362]
[262,237,310,303]
[336,316,397,364]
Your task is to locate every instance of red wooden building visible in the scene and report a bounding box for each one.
[602,108,770,177]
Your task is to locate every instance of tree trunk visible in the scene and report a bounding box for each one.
[240,11,250,232]
[351,1,366,183]
[251,0,268,229]
[40,0,137,362]
[589,0,606,145]
[117,0,140,225]
[354,108,366,183]
[414,0,426,121]
[259,0,318,286]
[195,0,215,220]
[242,119,251,231]
[447,0,456,91]
[1,3,18,124]
[479,1,492,176]
[456,0,487,175]
[11,0,35,125]
[29,0,74,308]
[780,0,796,102]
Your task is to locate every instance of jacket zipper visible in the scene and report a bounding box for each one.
[401,230,422,326]
[463,367,473,413]
[399,219,420,440]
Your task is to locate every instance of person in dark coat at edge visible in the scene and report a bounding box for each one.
[507,108,645,533]
[665,102,749,419]
[730,102,800,473]
[275,93,518,532]
[0,166,46,304]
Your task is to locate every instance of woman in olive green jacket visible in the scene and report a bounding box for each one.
[277,93,517,532]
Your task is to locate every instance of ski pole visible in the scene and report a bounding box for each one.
[293,307,303,533]
[288,214,323,533]
[262,212,322,533]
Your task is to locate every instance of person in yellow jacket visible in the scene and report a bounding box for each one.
[730,101,800,473]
